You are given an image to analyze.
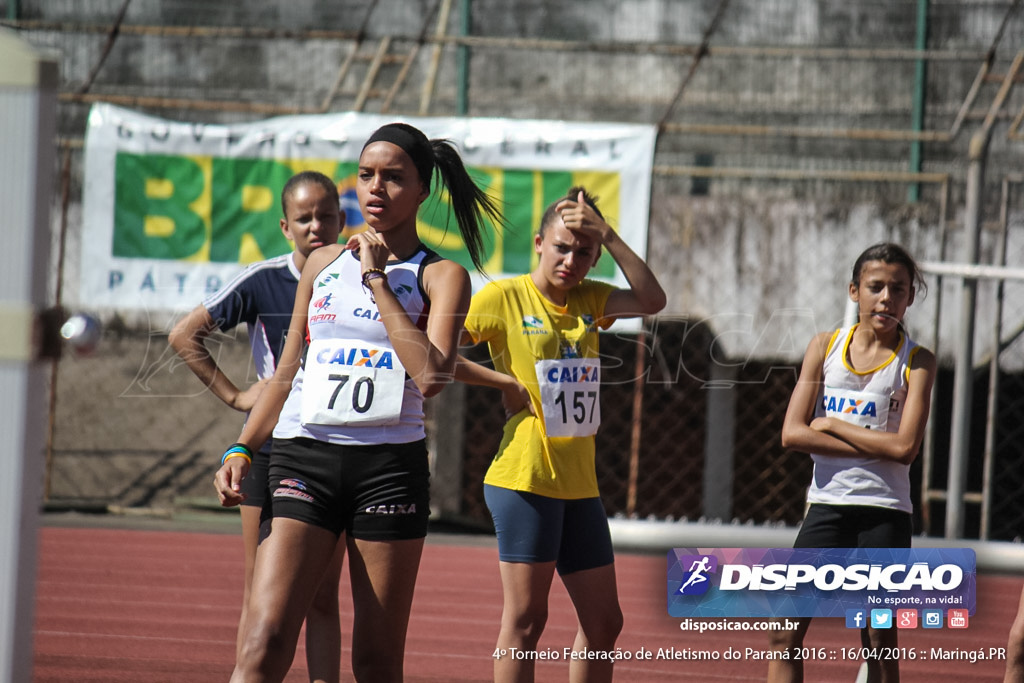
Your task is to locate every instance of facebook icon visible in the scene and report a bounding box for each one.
[846,609,867,629]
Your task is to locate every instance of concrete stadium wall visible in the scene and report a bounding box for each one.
[8,0,1024,364]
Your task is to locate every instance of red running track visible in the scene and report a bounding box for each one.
[33,523,1019,682]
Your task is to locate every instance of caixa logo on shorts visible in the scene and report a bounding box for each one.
[364,503,417,515]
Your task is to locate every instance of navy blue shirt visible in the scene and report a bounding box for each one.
[203,253,300,381]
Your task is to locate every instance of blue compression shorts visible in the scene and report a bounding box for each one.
[484,484,614,575]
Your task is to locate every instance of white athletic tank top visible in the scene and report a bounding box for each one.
[807,325,922,512]
[273,246,438,446]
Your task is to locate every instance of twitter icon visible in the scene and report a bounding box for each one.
[870,609,893,629]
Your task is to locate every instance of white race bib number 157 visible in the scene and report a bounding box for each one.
[535,358,601,438]
[301,339,406,427]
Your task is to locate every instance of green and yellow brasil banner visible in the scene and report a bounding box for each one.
[83,105,657,311]
[114,153,621,276]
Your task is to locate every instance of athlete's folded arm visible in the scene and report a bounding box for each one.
[810,348,936,465]
[781,331,862,459]
[782,333,937,465]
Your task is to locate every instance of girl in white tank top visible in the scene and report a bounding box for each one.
[213,122,505,683]
[767,242,938,683]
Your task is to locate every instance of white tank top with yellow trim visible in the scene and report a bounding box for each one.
[807,325,922,512]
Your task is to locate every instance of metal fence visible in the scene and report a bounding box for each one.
[11,0,1024,541]
[40,264,1024,541]
[919,177,1024,541]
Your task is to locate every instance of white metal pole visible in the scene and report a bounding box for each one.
[945,131,988,539]
[0,29,58,683]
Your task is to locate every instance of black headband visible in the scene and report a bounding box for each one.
[362,123,435,190]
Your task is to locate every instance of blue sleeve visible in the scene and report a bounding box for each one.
[203,272,259,332]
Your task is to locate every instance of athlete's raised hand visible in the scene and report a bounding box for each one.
[345,229,391,275]
[556,190,613,245]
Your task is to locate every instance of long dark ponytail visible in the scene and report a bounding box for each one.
[428,139,503,273]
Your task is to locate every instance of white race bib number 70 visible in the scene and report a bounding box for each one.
[301,339,406,426]
[535,358,601,438]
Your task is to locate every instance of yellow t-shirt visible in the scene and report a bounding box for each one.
[464,274,614,499]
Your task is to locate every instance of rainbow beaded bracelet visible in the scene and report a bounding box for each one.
[220,443,253,466]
